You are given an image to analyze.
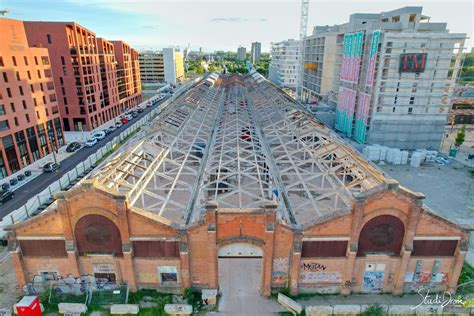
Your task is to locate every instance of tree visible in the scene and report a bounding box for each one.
[455,125,466,147]
[196,64,204,74]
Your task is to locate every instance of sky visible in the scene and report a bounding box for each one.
[1,0,472,52]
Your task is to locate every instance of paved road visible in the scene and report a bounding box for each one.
[0,95,170,219]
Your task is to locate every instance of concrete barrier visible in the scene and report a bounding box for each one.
[0,308,12,316]
[110,304,139,315]
[164,304,193,315]
[277,293,303,314]
[386,304,414,315]
[305,305,333,315]
[415,305,443,314]
[57,303,87,315]
[333,304,362,314]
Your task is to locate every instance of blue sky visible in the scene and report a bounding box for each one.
[1,0,472,52]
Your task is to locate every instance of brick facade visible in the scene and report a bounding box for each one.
[7,179,469,296]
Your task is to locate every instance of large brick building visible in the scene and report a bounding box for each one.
[23,21,142,132]
[7,73,469,297]
[0,18,64,178]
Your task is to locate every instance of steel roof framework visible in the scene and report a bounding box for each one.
[91,75,384,228]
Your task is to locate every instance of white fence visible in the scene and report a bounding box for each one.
[0,78,199,238]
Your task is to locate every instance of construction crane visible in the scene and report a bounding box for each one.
[296,0,309,101]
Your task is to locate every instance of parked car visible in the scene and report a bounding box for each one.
[116,121,123,128]
[66,142,81,153]
[146,102,152,108]
[125,114,133,120]
[120,117,129,124]
[131,112,138,118]
[93,131,106,140]
[43,162,59,173]
[107,125,116,133]
[0,190,14,204]
[137,107,144,113]
[85,138,98,147]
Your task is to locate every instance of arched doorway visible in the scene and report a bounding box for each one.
[357,215,405,293]
[75,215,122,283]
[217,243,273,313]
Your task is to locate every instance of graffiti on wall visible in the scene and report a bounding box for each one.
[301,262,327,272]
[299,272,342,284]
[362,271,384,293]
[406,260,449,293]
[272,258,289,283]
[299,261,341,284]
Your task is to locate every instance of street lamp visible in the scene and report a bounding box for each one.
[47,129,58,165]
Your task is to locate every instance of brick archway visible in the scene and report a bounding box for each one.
[75,214,123,256]
[217,235,265,248]
[357,215,405,256]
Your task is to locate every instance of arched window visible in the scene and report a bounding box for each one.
[75,215,123,256]
[357,215,404,256]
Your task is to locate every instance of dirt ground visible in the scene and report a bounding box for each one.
[0,246,20,309]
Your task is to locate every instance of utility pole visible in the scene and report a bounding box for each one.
[296,0,309,102]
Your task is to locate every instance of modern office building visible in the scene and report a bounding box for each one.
[237,46,247,61]
[302,7,466,149]
[269,39,301,91]
[0,18,64,178]
[138,51,164,84]
[7,73,468,299]
[138,49,184,85]
[251,42,261,63]
[23,21,142,132]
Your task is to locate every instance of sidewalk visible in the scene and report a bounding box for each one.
[0,145,75,192]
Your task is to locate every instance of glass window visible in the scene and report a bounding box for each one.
[0,150,7,179]
[2,135,20,173]
[15,131,30,166]
[26,127,40,161]
[37,123,48,156]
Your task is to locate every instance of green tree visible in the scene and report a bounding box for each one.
[196,64,204,74]
[455,125,466,147]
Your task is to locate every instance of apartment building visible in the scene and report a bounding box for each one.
[138,49,184,85]
[303,7,466,149]
[251,42,261,63]
[269,39,301,91]
[96,38,120,120]
[0,18,64,178]
[237,46,247,61]
[111,41,142,111]
[23,22,141,132]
